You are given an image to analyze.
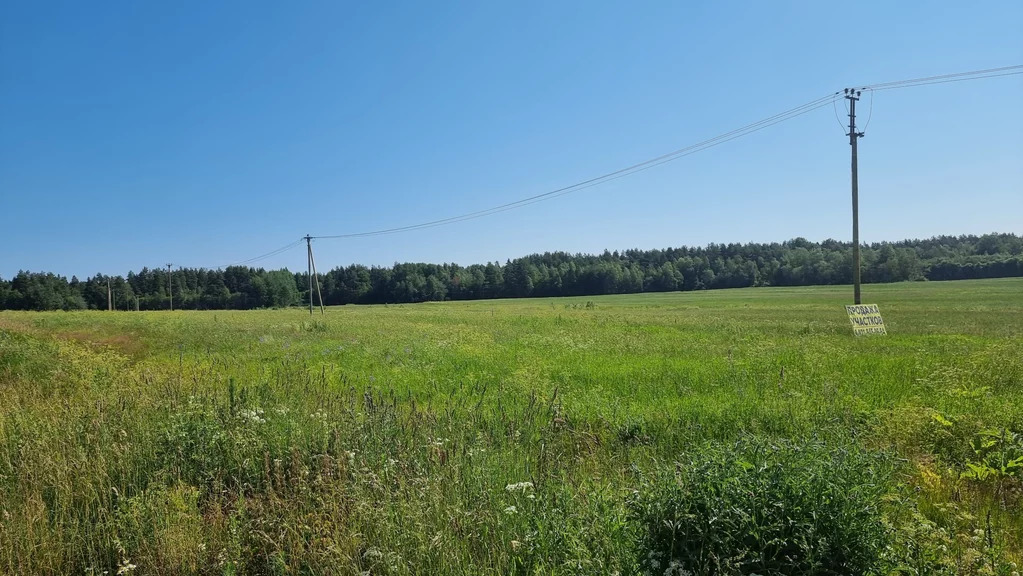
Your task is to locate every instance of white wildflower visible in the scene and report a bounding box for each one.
[238,408,265,424]
[503,505,518,515]
[505,481,534,493]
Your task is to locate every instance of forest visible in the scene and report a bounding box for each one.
[1,233,1020,311]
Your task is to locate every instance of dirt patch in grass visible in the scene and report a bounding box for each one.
[1,318,148,359]
[56,329,149,358]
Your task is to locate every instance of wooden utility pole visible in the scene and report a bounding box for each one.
[309,239,325,315]
[107,278,112,311]
[845,88,865,305]
[304,235,325,315]
[166,263,174,311]
[306,237,313,314]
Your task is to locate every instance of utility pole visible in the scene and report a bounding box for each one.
[845,88,865,305]
[304,235,325,315]
[107,278,112,311]
[309,238,325,315]
[166,263,174,311]
[306,236,313,314]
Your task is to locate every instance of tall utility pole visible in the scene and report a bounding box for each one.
[306,237,313,314]
[304,235,325,315]
[845,88,865,305]
[166,263,174,311]
[107,278,112,311]
[310,241,324,315]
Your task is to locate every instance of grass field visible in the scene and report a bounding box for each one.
[1,278,1021,575]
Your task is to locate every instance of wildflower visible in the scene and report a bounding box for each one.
[503,505,518,515]
[505,481,534,493]
[238,408,265,424]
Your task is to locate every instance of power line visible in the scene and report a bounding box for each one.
[208,237,306,269]
[867,70,1022,92]
[860,65,1022,90]
[210,65,1020,267]
[861,88,874,132]
[312,94,840,239]
[309,65,1019,241]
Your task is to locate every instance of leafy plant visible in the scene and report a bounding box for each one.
[960,429,1023,482]
[629,437,897,575]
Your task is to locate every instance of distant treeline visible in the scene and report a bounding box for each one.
[2,233,1021,311]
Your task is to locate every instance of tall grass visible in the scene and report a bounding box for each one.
[0,279,1020,574]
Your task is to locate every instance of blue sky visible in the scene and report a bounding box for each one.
[1,1,1021,278]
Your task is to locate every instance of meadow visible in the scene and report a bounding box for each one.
[0,278,1021,575]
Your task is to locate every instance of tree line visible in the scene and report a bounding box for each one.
[2,233,1020,311]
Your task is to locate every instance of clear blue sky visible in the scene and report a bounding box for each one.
[2,1,1021,278]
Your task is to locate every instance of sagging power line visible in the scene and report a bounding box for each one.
[306,65,1021,242]
[212,93,838,272]
[310,94,840,240]
[205,65,1021,295]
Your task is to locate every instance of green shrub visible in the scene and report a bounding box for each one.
[629,437,897,575]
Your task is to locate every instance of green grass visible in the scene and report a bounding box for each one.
[1,279,1021,574]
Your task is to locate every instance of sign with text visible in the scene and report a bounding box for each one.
[846,304,886,335]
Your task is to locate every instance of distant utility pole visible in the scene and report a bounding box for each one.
[107,278,112,311]
[304,235,325,315]
[166,263,174,311]
[845,88,865,305]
